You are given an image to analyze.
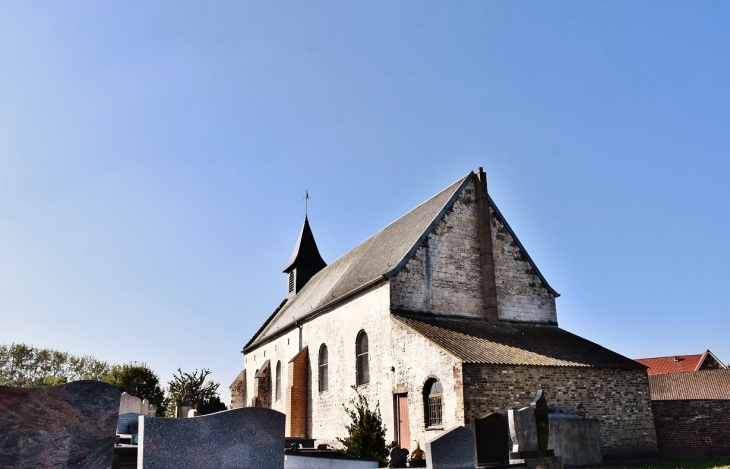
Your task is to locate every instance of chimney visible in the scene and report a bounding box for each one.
[474,167,499,323]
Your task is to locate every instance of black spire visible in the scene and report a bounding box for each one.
[283,216,327,297]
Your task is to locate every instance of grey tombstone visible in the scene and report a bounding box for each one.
[117,411,142,435]
[425,426,476,469]
[0,380,120,469]
[389,446,408,467]
[530,389,550,451]
[119,392,144,414]
[548,414,602,467]
[138,407,285,469]
[508,407,539,453]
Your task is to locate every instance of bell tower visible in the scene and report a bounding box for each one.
[283,216,327,298]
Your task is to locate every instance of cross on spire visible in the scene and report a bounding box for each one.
[304,190,311,216]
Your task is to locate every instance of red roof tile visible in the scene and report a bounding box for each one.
[635,353,705,375]
[648,369,730,400]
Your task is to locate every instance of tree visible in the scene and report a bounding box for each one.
[103,362,167,416]
[167,368,225,416]
[0,343,110,387]
[337,390,389,466]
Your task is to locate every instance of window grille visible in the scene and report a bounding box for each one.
[288,272,295,294]
[356,331,369,385]
[424,379,443,427]
[319,344,328,392]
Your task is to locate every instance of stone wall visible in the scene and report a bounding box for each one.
[490,208,557,324]
[390,179,483,318]
[390,177,557,325]
[462,364,658,461]
[390,316,465,450]
[301,283,392,446]
[229,369,246,409]
[652,400,730,458]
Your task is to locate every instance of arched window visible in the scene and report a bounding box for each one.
[356,330,369,385]
[424,379,443,428]
[319,344,329,392]
[275,361,282,401]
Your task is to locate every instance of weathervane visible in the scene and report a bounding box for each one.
[304,190,311,216]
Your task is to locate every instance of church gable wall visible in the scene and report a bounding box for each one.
[390,179,483,318]
[462,364,658,461]
[490,209,557,324]
[391,318,464,451]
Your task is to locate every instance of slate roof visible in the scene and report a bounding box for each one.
[392,313,643,368]
[648,370,730,400]
[635,350,725,375]
[244,171,559,352]
[283,216,327,273]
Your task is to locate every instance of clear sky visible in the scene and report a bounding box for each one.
[1,2,728,404]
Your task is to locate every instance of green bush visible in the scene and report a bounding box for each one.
[337,390,389,467]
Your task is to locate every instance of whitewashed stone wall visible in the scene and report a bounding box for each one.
[390,180,483,318]
[490,207,557,324]
[301,283,392,446]
[390,317,464,450]
[243,327,300,415]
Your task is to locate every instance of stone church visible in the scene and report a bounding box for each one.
[231,169,658,463]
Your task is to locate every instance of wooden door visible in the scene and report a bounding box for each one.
[396,394,411,451]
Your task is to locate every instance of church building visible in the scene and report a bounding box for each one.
[230,169,658,463]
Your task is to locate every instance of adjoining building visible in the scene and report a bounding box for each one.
[231,169,658,464]
[635,350,726,375]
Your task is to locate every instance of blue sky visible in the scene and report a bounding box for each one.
[1,2,728,403]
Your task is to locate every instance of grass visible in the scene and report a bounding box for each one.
[586,459,730,469]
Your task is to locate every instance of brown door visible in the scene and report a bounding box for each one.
[396,394,411,451]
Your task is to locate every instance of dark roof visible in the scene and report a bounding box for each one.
[244,171,559,352]
[392,313,642,368]
[635,350,725,375]
[283,216,327,273]
[648,370,730,400]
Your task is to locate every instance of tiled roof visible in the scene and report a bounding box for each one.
[648,370,730,400]
[392,313,642,368]
[635,353,706,375]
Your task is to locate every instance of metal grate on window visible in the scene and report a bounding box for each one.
[428,396,442,427]
[288,272,294,294]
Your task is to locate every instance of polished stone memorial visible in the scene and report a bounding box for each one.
[425,426,476,469]
[0,380,120,468]
[138,407,285,468]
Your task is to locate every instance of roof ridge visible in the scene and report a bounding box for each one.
[635,353,704,361]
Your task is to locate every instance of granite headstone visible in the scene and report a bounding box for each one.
[117,411,142,435]
[530,389,550,451]
[138,407,285,468]
[508,407,539,453]
[0,380,120,468]
[425,426,476,469]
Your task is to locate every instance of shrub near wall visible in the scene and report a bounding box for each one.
[652,400,730,459]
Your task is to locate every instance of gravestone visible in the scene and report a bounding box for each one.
[188,408,199,417]
[531,389,550,451]
[119,392,144,414]
[425,426,476,469]
[138,407,285,468]
[509,407,539,453]
[117,411,142,435]
[389,446,408,467]
[0,380,120,468]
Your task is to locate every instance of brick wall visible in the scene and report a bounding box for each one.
[286,347,309,438]
[462,364,658,461]
[652,400,730,458]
